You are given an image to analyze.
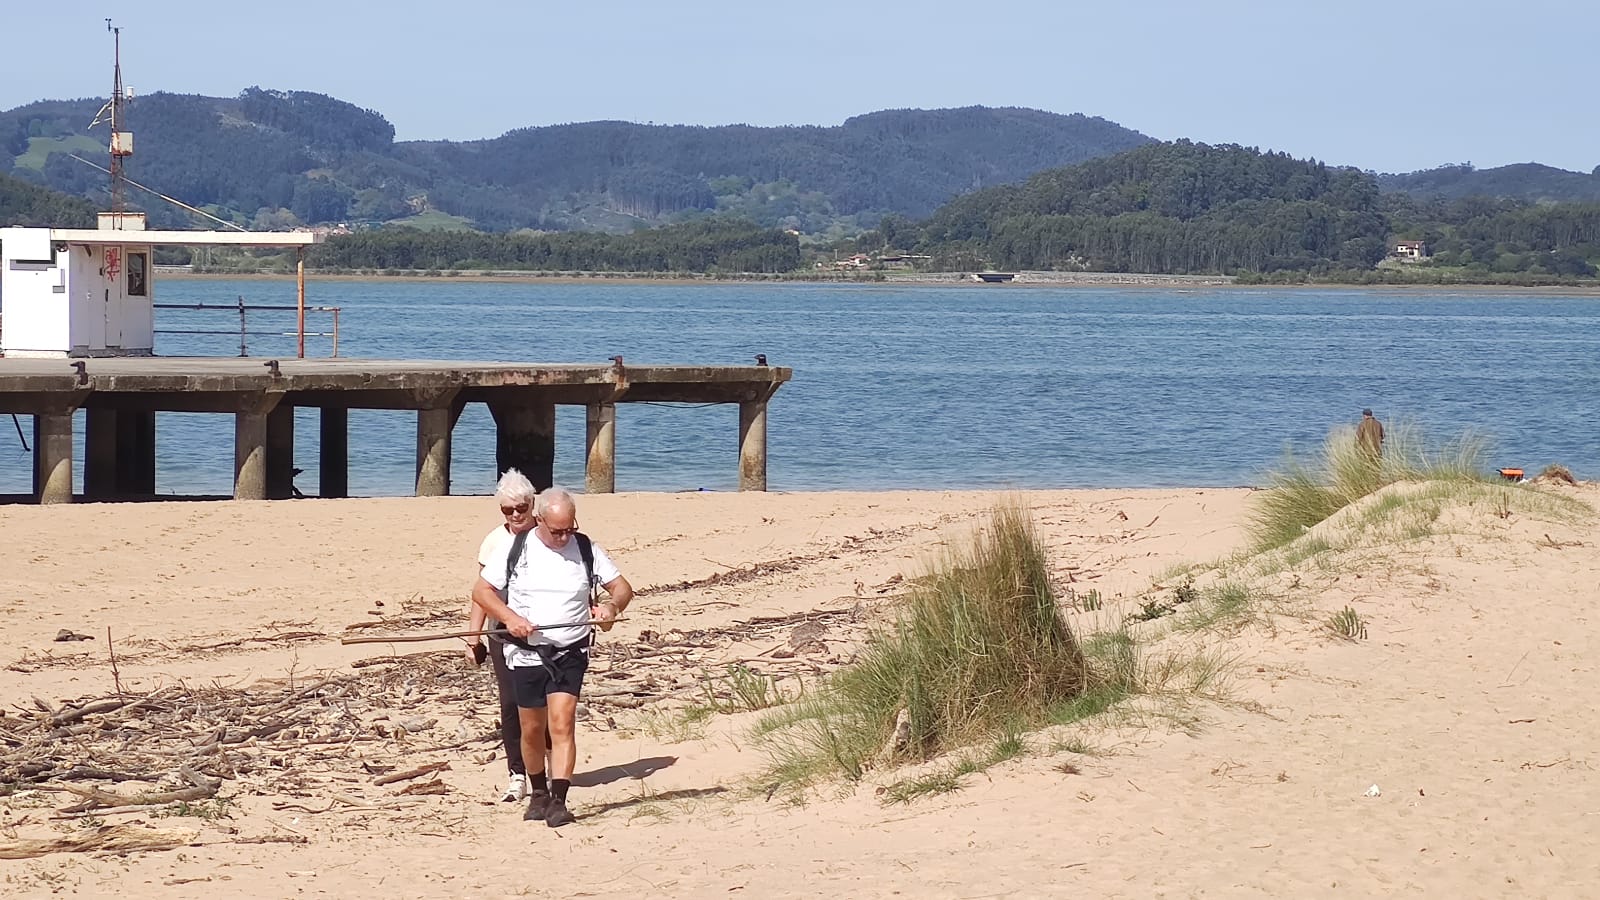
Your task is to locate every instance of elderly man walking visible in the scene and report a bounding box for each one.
[471,486,634,827]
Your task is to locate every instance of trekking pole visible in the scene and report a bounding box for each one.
[340,619,627,646]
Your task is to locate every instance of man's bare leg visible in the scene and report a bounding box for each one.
[543,692,579,826]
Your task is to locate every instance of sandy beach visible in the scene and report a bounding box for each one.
[3,485,1598,897]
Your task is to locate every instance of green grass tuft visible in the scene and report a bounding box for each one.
[1250,422,1497,551]
[755,501,1101,789]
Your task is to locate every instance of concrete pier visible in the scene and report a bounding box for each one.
[0,357,791,501]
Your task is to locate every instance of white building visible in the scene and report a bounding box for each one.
[0,213,320,358]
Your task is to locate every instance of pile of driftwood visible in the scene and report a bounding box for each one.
[0,599,882,846]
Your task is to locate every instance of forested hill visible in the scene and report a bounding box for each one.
[0,171,97,227]
[0,91,1152,233]
[1379,163,1600,203]
[908,141,1389,272]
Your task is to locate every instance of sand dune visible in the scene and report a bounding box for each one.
[2,485,1596,897]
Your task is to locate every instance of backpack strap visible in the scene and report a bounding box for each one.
[491,529,532,649]
[575,532,597,602]
[505,528,530,588]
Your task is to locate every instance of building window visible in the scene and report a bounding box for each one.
[127,252,148,296]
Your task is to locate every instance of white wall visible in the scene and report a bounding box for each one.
[1,228,70,356]
[3,228,158,357]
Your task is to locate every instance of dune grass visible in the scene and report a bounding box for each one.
[754,501,1106,790]
[1249,422,1498,552]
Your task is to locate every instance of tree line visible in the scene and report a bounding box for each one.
[309,219,801,273]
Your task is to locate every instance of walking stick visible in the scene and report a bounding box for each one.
[340,620,626,646]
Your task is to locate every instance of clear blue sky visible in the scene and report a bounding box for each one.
[2,0,1594,175]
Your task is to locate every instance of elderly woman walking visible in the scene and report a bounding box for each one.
[464,469,539,803]
[472,486,634,827]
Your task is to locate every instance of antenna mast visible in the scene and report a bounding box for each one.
[105,19,131,213]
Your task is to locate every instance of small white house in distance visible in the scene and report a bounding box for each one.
[0,213,321,358]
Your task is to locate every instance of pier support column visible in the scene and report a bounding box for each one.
[320,407,348,499]
[116,410,156,496]
[585,403,617,494]
[738,396,770,492]
[234,394,283,501]
[490,397,556,491]
[416,408,456,497]
[34,413,75,504]
[413,389,463,498]
[266,404,296,500]
[85,408,119,499]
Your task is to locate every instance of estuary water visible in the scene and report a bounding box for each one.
[2,280,1597,496]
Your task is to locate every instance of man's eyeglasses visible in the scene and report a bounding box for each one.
[544,523,579,538]
[500,503,530,516]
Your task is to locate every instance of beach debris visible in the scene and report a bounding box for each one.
[1364,784,1382,798]
[52,629,94,642]
[0,824,198,859]
[373,761,450,786]
[878,708,913,763]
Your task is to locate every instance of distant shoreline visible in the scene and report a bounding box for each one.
[154,268,1600,294]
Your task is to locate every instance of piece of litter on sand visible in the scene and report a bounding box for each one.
[1364,784,1382,798]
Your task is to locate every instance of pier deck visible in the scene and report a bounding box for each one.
[0,357,791,503]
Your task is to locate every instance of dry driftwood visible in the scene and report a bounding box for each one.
[374,761,450,786]
[0,824,197,859]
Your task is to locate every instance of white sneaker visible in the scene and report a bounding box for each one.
[500,774,528,803]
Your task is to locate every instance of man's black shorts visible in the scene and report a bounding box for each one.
[509,648,589,708]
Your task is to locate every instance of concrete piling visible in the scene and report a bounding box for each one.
[34,412,74,504]
[415,407,455,497]
[585,403,617,494]
[319,407,348,499]
[85,408,119,499]
[491,399,556,492]
[739,396,769,492]
[266,404,296,500]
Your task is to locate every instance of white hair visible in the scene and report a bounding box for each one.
[493,469,536,505]
[535,485,576,518]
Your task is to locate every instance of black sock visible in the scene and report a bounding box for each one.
[551,779,570,803]
[527,771,548,794]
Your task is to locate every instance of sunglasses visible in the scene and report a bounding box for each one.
[543,522,579,538]
[499,503,530,516]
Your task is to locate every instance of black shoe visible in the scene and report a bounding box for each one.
[522,789,551,822]
[544,797,575,828]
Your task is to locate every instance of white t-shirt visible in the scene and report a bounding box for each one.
[480,532,622,669]
[478,526,513,640]
[478,525,514,574]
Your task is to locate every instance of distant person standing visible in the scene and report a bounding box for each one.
[1356,408,1385,457]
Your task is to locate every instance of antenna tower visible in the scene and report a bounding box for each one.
[104,19,132,213]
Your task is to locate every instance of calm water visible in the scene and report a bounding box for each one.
[3,281,1597,496]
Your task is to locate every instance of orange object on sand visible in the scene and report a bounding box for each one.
[1498,468,1524,480]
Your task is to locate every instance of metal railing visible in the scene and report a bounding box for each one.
[154,296,341,357]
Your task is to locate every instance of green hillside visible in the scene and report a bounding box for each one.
[907,141,1389,273]
[1379,163,1600,204]
[1,91,1153,235]
[0,170,97,227]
